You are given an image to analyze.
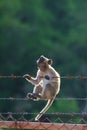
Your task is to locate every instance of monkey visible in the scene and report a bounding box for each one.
[23,55,61,121]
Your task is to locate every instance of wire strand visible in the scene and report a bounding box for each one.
[0,75,23,79]
[0,112,87,118]
[0,97,87,101]
[0,75,87,79]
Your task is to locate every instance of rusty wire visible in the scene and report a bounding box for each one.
[0,75,23,79]
[0,76,87,129]
[0,98,87,129]
[0,97,87,101]
[0,112,87,129]
[0,75,87,79]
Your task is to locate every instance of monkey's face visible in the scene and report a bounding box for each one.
[38,62,48,72]
[37,55,52,72]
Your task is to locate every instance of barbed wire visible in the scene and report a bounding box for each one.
[0,112,87,117]
[0,75,23,79]
[0,75,87,79]
[0,111,87,129]
[0,99,87,129]
[0,75,87,129]
[0,97,87,101]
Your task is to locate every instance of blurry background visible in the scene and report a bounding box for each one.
[0,0,87,117]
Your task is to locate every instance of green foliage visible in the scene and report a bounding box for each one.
[49,100,79,113]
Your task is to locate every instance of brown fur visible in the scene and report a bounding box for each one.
[24,55,61,121]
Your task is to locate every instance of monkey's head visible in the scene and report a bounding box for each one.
[37,55,52,71]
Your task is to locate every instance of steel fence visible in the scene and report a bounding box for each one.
[0,75,87,129]
[0,98,87,129]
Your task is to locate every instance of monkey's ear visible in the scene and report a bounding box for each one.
[48,59,53,65]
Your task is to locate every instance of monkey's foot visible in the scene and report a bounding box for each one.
[26,93,39,100]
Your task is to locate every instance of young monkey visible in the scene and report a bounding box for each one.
[23,55,61,121]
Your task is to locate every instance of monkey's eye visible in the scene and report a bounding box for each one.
[44,75,50,80]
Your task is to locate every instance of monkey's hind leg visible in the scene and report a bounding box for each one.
[35,84,57,121]
[27,85,42,100]
[27,93,43,101]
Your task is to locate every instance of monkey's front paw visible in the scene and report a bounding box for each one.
[23,74,31,80]
[44,75,50,80]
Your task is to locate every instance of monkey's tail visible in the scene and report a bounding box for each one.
[35,96,55,121]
